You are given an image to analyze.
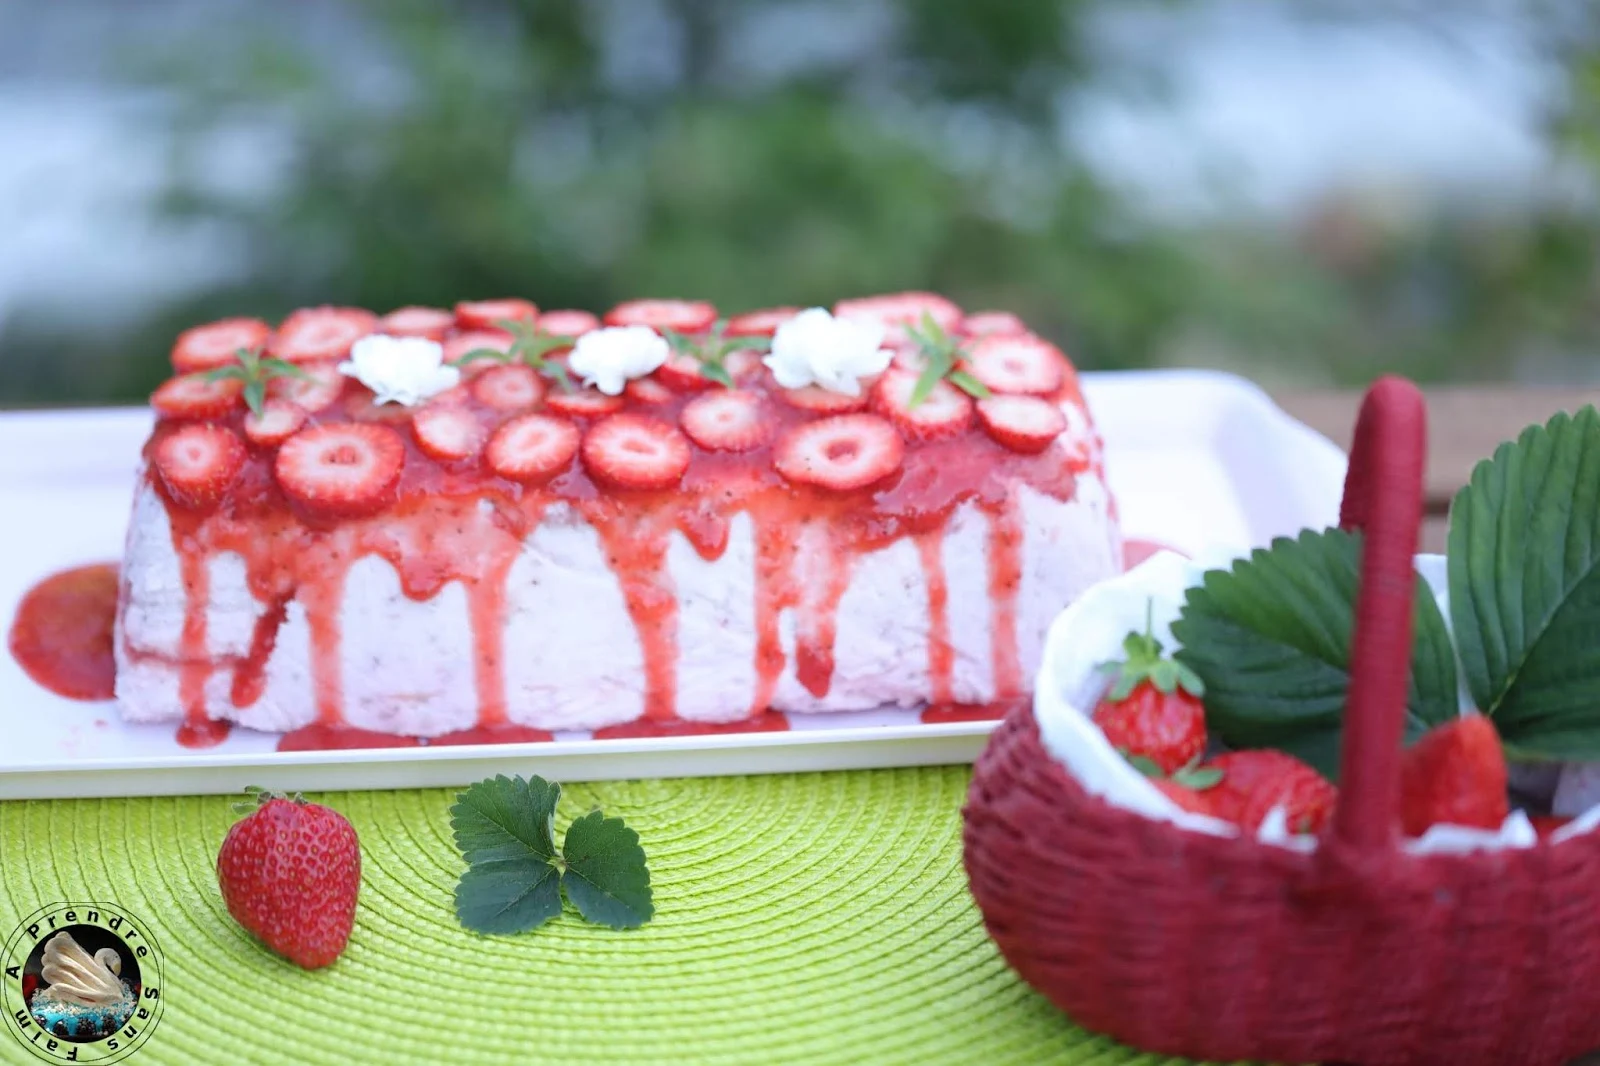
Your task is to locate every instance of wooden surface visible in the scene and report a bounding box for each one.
[1276,387,1600,553]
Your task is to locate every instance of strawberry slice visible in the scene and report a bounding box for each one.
[275,424,405,519]
[960,311,1028,338]
[582,414,692,490]
[603,299,717,333]
[535,309,600,336]
[726,307,800,337]
[442,330,515,367]
[774,384,869,415]
[455,298,538,331]
[151,374,244,420]
[834,291,962,344]
[377,306,454,340]
[546,388,625,418]
[243,400,309,447]
[976,395,1066,454]
[171,317,271,372]
[626,377,674,406]
[774,414,904,491]
[656,351,720,392]
[414,403,488,463]
[962,334,1064,395]
[871,368,973,443]
[272,307,378,364]
[680,389,770,453]
[486,414,580,482]
[154,424,247,510]
[266,361,345,413]
[344,389,416,424]
[470,364,546,411]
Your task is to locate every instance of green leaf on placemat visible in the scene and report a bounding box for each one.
[561,810,655,929]
[1170,527,1459,781]
[1448,407,1600,759]
[450,774,653,935]
[451,774,564,934]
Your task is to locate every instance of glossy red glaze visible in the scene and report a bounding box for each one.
[8,563,120,701]
[134,306,1103,744]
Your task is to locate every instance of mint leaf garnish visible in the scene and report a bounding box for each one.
[662,321,761,388]
[453,318,578,392]
[1170,527,1458,780]
[560,809,654,929]
[203,346,307,417]
[1448,406,1600,758]
[903,312,988,405]
[449,774,653,936]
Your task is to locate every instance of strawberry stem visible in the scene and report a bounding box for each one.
[1095,598,1205,701]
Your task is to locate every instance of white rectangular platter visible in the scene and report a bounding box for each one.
[0,370,1345,798]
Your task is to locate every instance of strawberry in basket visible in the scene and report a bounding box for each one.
[1090,609,1207,775]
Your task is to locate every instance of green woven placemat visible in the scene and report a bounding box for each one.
[0,767,1206,1065]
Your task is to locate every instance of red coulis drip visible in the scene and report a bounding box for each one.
[131,335,1101,750]
[7,563,120,701]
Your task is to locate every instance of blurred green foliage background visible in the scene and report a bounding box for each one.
[3,0,1599,406]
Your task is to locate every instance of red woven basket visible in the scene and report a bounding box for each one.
[963,377,1600,1066]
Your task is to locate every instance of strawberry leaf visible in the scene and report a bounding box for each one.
[1448,407,1600,758]
[560,809,654,929]
[1171,527,1458,780]
[450,775,564,935]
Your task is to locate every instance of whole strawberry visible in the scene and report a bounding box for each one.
[217,788,361,969]
[1092,605,1207,775]
[1399,714,1508,836]
[1206,750,1337,835]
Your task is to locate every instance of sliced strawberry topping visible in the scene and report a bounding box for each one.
[680,390,770,453]
[154,424,247,510]
[960,311,1028,338]
[871,368,973,443]
[272,307,378,363]
[275,424,405,520]
[535,309,600,336]
[657,351,719,392]
[414,404,488,463]
[546,388,625,418]
[726,307,800,336]
[377,306,454,340]
[243,400,309,447]
[470,364,546,411]
[582,414,692,490]
[962,334,1064,395]
[171,317,271,372]
[603,299,717,333]
[455,298,538,331]
[442,330,515,367]
[626,377,674,405]
[976,394,1067,454]
[774,383,869,414]
[834,291,962,344]
[344,389,416,424]
[774,414,904,491]
[486,414,580,482]
[151,374,244,420]
[266,361,345,413]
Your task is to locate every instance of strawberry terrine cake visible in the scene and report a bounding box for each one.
[114,293,1121,745]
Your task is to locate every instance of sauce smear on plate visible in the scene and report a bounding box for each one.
[7,563,120,701]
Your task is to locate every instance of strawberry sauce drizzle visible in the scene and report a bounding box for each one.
[916,532,954,705]
[128,350,1099,750]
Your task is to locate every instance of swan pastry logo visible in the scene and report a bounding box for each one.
[2,904,164,1062]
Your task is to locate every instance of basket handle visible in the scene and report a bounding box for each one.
[1329,376,1428,853]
